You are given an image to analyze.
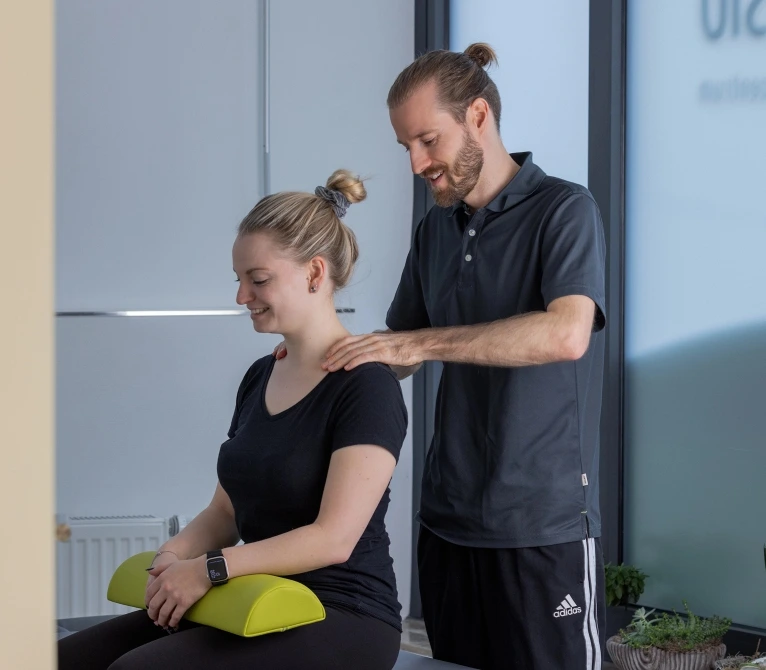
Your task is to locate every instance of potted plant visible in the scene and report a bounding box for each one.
[714,648,766,669]
[607,603,731,670]
[714,546,766,669]
[606,563,648,607]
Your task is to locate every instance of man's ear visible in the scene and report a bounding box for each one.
[468,97,491,135]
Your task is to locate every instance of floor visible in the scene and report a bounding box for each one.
[401,619,617,668]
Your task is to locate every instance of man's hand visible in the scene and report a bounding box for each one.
[145,556,211,630]
[323,330,424,372]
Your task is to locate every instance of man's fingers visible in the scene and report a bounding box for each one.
[325,337,379,368]
[327,344,386,371]
[342,352,377,371]
[325,334,377,360]
[326,348,373,371]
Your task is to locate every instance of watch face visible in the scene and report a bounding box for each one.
[207,556,228,582]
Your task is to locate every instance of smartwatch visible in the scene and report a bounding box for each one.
[205,549,229,586]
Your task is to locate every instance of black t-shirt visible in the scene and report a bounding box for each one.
[217,355,407,631]
[387,152,606,549]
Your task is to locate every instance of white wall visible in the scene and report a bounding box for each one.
[55,0,272,522]
[56,0,265,311]
[451,0,590,186]
[56,0,416,617]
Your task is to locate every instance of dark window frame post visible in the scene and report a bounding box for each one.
[409,0,450,620]
[588,0,627,570]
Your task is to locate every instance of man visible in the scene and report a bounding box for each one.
[301,43,605,669]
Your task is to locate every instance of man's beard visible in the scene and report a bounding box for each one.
[426,131,484,207]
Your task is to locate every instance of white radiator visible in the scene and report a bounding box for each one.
[56,515,168,619]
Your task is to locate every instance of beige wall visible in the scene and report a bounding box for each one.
[0,1,55,669]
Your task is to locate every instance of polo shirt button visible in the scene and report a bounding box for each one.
[465,254,472,262]
[468,229,476,236]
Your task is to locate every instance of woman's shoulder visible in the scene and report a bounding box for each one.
[333,362,401,389]
[235,354,274,403]
[239,354,274,385]
[242,354,274,379]
[326,362,408,450]
[328,362,405,409]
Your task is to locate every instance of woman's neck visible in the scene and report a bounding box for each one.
[281,309,349,370]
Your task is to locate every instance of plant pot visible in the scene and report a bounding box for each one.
[607,636,726,670]
[714,657,766,670]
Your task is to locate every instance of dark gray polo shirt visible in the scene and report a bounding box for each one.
[386,152,606,549]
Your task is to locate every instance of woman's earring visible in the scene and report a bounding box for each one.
[310,284,318,293]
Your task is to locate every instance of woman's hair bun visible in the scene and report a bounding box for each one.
[326,169,366,205]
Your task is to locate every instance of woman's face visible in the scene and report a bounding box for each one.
[232,232,318,336]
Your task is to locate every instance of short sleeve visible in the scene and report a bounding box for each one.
[386,218,431,332]
[541,192,607,331]
[227,361,261,439]
[330,364,408,462]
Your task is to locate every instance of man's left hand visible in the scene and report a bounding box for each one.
[323,331,423,372]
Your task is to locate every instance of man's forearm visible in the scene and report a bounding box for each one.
[325,301,592,373]
[382,328,422,380]
[416,311,582,368]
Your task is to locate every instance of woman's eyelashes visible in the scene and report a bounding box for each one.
[234,277,268,286]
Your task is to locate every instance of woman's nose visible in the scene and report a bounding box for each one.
[236,283,253,305]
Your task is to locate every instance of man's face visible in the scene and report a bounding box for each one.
[390,80,484,207]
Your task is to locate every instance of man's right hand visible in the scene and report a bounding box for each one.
[273,336,419,378]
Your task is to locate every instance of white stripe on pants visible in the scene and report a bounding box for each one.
[581,538,602,670]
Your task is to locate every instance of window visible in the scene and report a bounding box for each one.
[625,0,766,629]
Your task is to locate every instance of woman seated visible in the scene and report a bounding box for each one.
[58,170,407,670]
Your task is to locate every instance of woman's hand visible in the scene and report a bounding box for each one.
[145,556,211,629]
[145,551,179,597]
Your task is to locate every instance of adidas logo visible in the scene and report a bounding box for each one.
[553,594,583,618]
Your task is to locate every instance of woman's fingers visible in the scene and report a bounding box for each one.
[156,599,177,629]
[146,590,166,622]
[168,602,188,630]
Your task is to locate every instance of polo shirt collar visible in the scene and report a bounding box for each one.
[448,152,546,216]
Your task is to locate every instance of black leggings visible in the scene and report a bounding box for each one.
[58,606,401,670]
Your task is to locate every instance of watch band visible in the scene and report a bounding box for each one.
[205,549,229,585]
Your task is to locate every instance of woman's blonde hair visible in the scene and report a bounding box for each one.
[237,170,366,290]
